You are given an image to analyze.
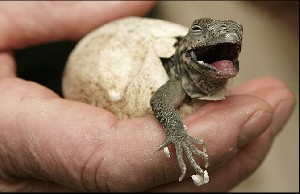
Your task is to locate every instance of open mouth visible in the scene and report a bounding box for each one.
[190,43,241,78]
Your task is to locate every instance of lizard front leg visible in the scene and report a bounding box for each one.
[150,79,209,182]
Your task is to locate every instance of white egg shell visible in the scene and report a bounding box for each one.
[62,16,227,119]
[62,17,189,119]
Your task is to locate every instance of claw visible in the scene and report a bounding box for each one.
[175,143,187,181]
[154,139,171,154]
[189,144,209,168]
[178,167,187,182]
[189,136,205,146]
[205,161,210,168]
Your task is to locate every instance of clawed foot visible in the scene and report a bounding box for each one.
[156,126,209,183]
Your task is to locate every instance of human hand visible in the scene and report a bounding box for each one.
[0,1,295,192]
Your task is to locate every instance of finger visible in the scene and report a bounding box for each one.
[149,77,295,192]
[183,95,273,171]
[0,78,274,192]
[0,1,156,50]
[0,52,16,79]
[232,77,296,136]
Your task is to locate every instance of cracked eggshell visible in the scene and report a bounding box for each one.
[62,17,189,119]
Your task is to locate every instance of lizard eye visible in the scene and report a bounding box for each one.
[191,25,203,32]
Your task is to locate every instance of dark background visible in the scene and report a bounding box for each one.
[16,41,77,97]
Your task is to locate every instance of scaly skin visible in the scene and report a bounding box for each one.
[150,18,243,183]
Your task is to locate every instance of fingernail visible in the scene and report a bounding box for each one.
[271,100,295,137]
[238,110,273,148]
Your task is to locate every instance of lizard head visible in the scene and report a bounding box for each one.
[180,17,243,80]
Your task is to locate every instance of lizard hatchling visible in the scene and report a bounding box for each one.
[62,17,243,187]
[150,17,243,185]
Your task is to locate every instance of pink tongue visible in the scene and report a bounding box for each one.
[210,60,235,75]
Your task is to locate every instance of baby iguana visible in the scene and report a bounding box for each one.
[150,18,243,184]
